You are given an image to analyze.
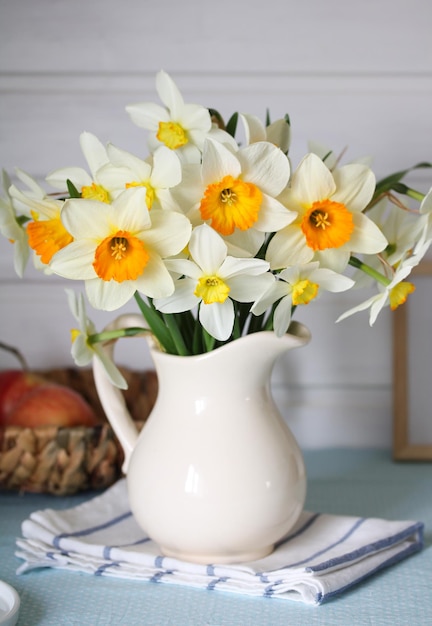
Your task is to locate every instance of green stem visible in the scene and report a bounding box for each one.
[349,256,391,287]
[88,327,148,345]
[392,182,425,203]
[202,328,216,352]
[162,313,190,356]
[134,292,177,354]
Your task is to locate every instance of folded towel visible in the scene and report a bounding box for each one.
[15,479,423,605]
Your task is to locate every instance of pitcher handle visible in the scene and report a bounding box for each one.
[92,313,150,474]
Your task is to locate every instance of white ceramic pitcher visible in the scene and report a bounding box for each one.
[93,314,310,564]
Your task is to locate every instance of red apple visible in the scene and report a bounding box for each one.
[4,382,100,428]
[0,369,47,421]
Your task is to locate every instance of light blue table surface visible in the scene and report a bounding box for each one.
[1,448,431,626]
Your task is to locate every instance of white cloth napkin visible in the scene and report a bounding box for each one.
[15,479,423,605]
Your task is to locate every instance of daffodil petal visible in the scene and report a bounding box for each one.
[156,70,185,114]
[92,344,128,389]
[126,102,170,130]
[254,194,297,232]
[189,224,228,274]
[292,153,336,205]
[349,213,388,254]
[219,255,269,279]
[134,254,175,299]
[199,299,234,341]
[239,114,267,145]
[228,273,274,302]
[50,241,98,279]
[201,139,241,186]
[46,167,92,190]
[238,142,290,196]
[266,226,314,270]
[85,277,137,311]
[155,278,199,313]
[332,164,375,212]
[142,210,192,257]
[150,146,182,188]
[79,132,109,178]
[273,297,294,337]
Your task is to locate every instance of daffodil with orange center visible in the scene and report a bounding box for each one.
[266,153,388,273]
[8,173,72,266]
[49,187,192,311]
[195,138,295,254]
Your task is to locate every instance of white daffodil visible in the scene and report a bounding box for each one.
[252,262,354,336]
[9,173,71,266]
[97,144,182,211]
[66,289,128,388]
[266,153,388,273]
[180,138,294,258]
[154,224,274,341]
[49,187,192,311]
[126,70,233,163]
[0,170,30,277]
[46,132,111,202]
[367,198,426,266]
[337,239,431,326]
[240,113,291,154]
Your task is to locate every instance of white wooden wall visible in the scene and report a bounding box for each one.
[1,0,432,448]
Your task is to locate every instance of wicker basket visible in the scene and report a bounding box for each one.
[0,367,157,495]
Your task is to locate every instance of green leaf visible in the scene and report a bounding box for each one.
[162,313,190,356]
[134,293,177,354]
[66,179,81,198]
[225,112,238,138]
[202,328,216,352]
[372,162,432,202]
[265,109,271,126]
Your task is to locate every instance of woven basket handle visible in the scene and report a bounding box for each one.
[92,313,148,473]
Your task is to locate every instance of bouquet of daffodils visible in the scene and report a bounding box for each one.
[1,70,431,388]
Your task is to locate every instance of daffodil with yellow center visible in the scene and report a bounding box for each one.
[49,188,192,311]
[46,132,110,197]
[125,181,155,210]
[389,281,416,310]
[155,224,274,341]
[126,70,218,163]
[66,290,130,388]
[194,275,230,304]
[252,262,354,337]
[81,182,110,203]
[157,121,188,150]
[291,279,319,306]
[97,145,182,211]
[337,242,429,326]
[266,153,387,273]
